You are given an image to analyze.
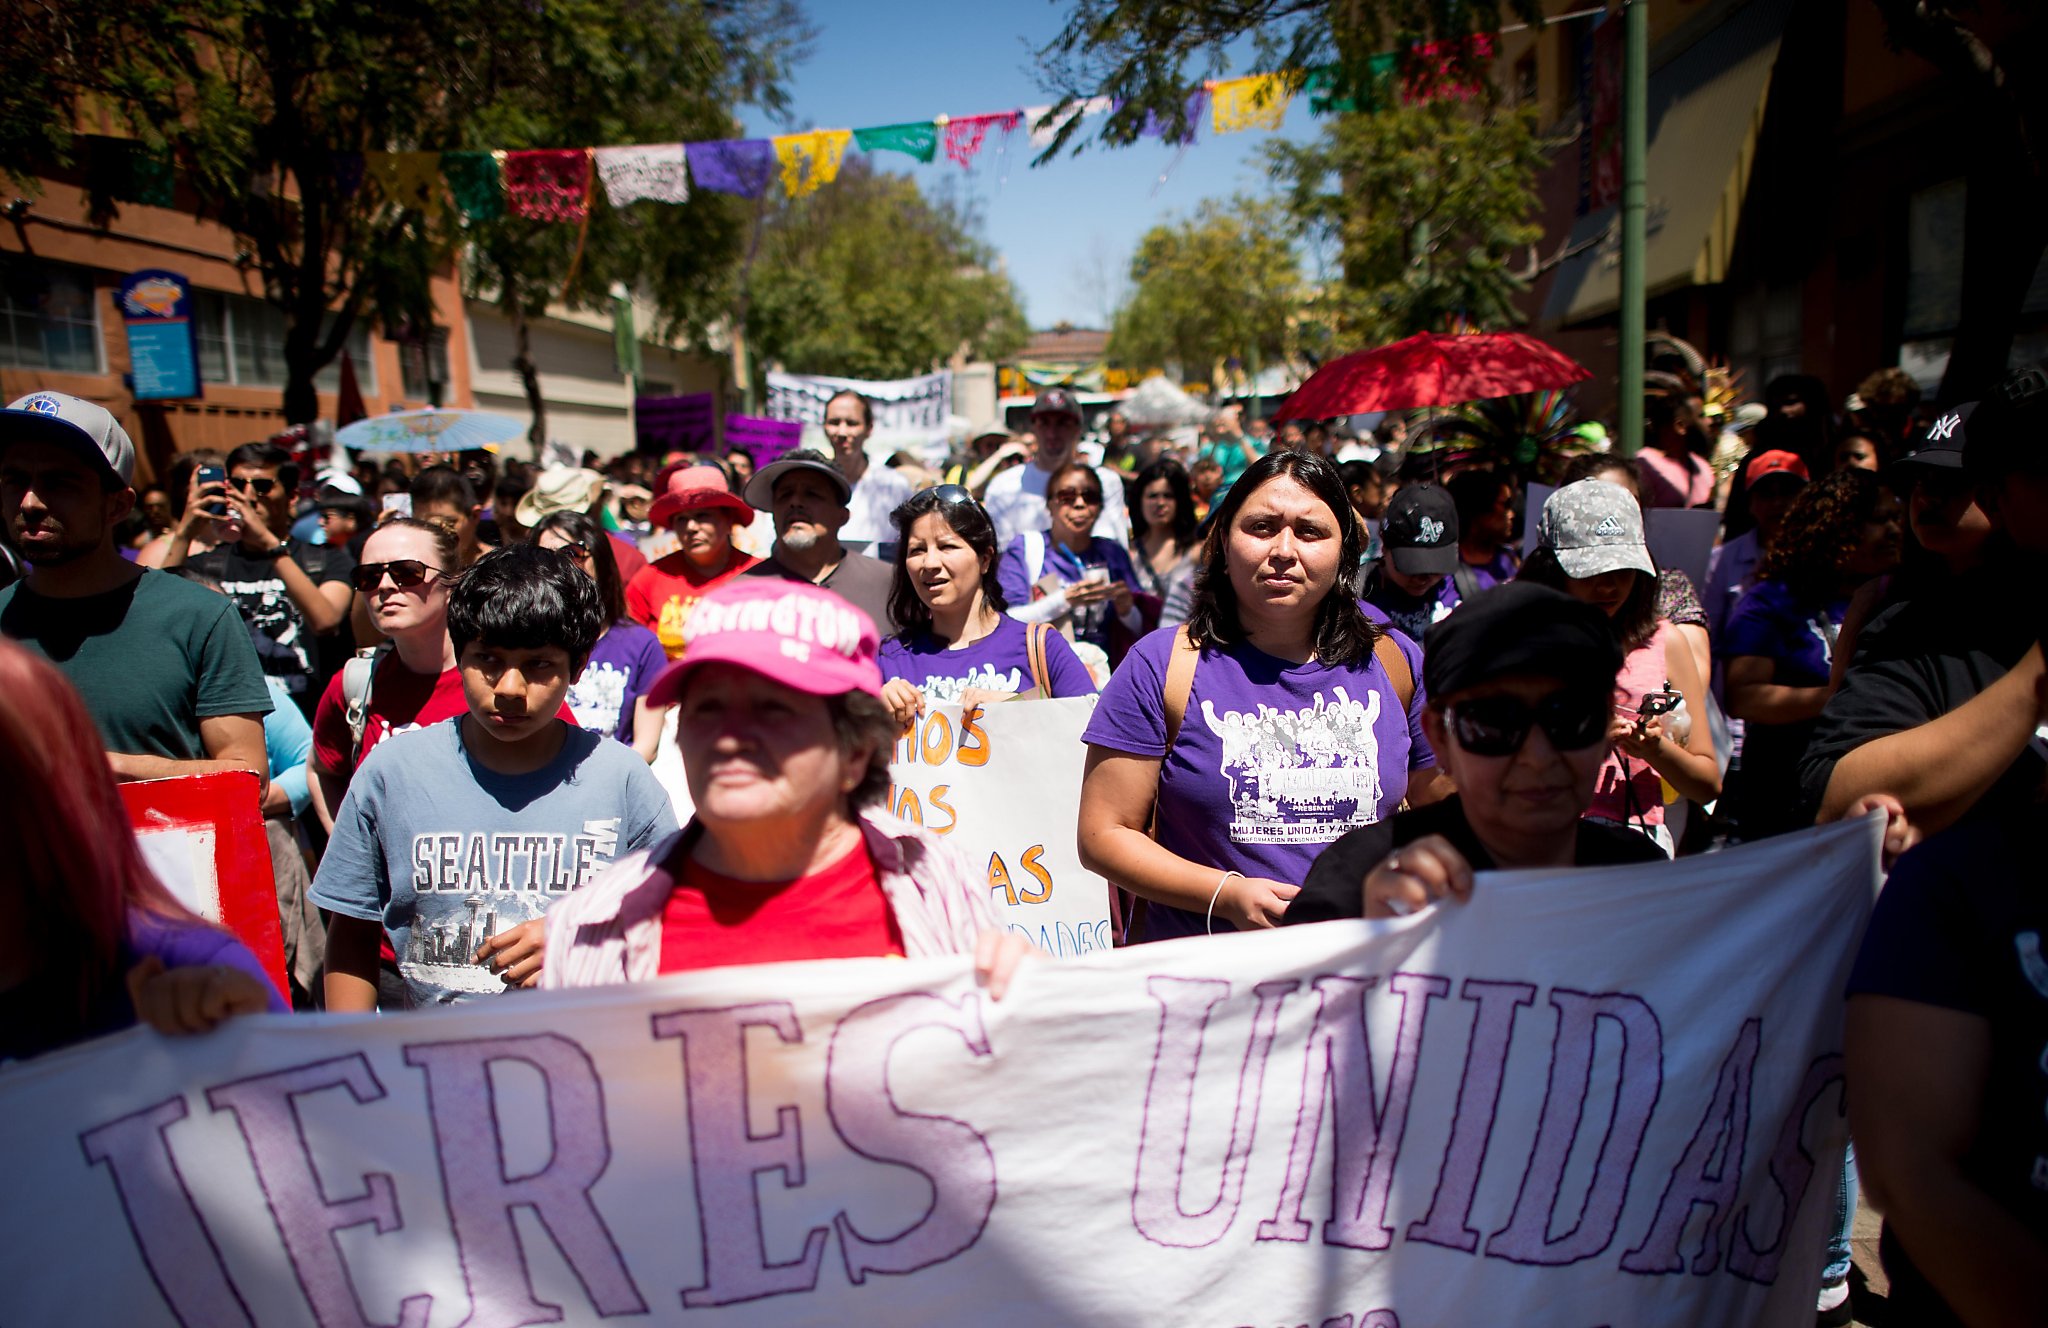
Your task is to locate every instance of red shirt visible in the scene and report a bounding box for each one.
[656,840,905,974]
[609,533,648,587]
[625,550,761,660]
[311,659,581,779]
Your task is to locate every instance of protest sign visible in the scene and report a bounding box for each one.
[0,818,1877,1328]
[766,370,954,465]
[887,697,1112,956]
[121,770,289,1000]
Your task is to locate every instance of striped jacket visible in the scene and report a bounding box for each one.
[541,808,998,988]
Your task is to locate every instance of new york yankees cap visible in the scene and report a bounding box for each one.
[1537,478,1655,581]
[1893,402,1974,474]
[1379,482,1461,577]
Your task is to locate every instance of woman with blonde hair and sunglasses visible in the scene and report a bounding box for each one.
[877,484,1096,727]
[305,517,575,828]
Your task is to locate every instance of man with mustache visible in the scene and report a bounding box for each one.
[740,449,896,633]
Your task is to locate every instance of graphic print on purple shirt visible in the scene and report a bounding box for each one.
[1084,625,1434,939]
[877,614,1098,702]
[1722,578,1847,688]
[568,621,668,742]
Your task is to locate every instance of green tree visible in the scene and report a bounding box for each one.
[741,158,1026,382]
[1107,198,1300,384]
[1032,0,1534,157]
[1265,99,1547,348]
[0,0,805,425]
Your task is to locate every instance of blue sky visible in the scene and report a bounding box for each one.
[735,0,1318,330]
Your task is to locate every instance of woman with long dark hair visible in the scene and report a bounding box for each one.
[1130,457,1200,627]
[1079,451,1446,942]
[532,509,668,764]
[0,641,284,1060]
[877,485,1095,726]
[1518,480,1721,854]
[1721,467,1902,839]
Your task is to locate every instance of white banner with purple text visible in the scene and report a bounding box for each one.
[0,818,1879,1328]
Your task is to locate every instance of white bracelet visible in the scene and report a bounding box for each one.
[1207,871,1244,935]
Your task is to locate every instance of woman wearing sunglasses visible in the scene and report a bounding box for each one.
[532,510,667,764]
[1515,479,1721,855]
[1285,584,1667,924]
[307,517,518,834]
[997,460,1148,669]
[877,485,1096,726]
[1080,451,1447,942]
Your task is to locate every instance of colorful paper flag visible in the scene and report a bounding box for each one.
[503,149,592,223]
[364,151,443,213]
[441,151,505,220]
[772,129,852,198]
[684,140,776,198]
[330,152,366,199]
[940,111,1023,169]
[594,144,691,206]
[853,122,938,164]
[1024,98,1113,151]
[1209,73,1295,134]
[1139,90,1208,145]
[85,137,176,208]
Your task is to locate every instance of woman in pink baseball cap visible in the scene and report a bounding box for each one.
[542,578,1033,993]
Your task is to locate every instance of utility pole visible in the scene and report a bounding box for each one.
[1616,0,1648,456]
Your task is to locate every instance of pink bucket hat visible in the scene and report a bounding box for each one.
[648,463,753,528]
[646,579,882,705]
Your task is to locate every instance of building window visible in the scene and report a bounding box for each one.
[1729,282,1803,392]
[191,291,375,392]
[0,259,102,374]
[1903,179,1965,341]
[399,326,449,402]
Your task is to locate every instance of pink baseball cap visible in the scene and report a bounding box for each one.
[645,578,883,705]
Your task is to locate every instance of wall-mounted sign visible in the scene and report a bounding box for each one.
[118,268,201,400]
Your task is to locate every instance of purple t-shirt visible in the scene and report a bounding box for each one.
[569,621,668,744]
[1462,546,1519,591]
[1085,625,1435,941]
[879,615,1098,703]
[997,533,1145,653]
[1722,578,1845,688]
[0,911,285,1064]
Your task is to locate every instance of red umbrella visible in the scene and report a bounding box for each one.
[1274,330,1591,421]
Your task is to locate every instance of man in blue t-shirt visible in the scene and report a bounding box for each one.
[0,391,270,789]
[313,543,678,1009]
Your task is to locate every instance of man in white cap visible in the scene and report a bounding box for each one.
[982,387,1131,547]
[0,391,271,790]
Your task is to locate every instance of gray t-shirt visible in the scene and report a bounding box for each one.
[310,717,678,1007]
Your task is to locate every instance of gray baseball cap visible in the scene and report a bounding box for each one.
[0,390,135,487]
[1538,479,1655,580]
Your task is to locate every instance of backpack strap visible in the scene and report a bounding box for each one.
[342,641,393,770]
[1119,625,1201,948]
[1450,560,1481,604]
[1159,624,1199,755]
[1024,621,1053,697]
[1372,630,1415,716]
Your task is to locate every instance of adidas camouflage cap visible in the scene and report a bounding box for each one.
[1537,478,1655,580]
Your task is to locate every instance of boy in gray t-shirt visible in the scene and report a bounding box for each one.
[312,544,679,1008]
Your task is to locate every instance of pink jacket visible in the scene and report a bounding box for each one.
[541,808,999,988]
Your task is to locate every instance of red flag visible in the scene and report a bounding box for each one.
[335,348,367,425]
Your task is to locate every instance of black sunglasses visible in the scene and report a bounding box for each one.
[227,475,279,496]
[351,559,442,592]
[1445,691,1608,758]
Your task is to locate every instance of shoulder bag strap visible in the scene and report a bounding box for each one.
[1025,622,1053,697]
[1372,630,1415,716]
